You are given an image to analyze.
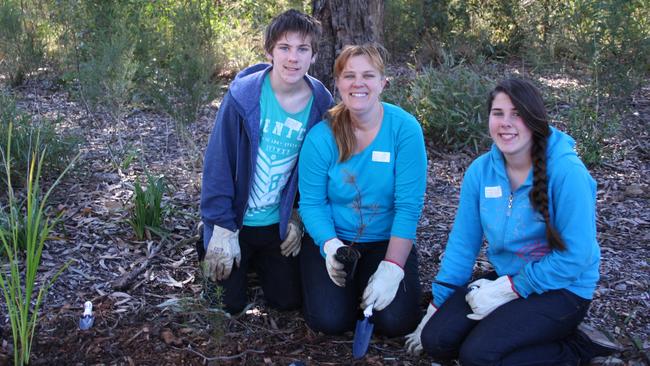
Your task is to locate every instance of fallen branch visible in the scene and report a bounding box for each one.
[181,345,265,361]
[112,243,161,291]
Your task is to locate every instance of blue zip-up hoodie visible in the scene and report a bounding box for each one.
[200,64,333,246]
[433,127,600,307]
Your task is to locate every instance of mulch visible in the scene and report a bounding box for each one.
[0,76,648,366]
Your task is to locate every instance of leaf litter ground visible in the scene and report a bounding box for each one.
[0,77,647,366]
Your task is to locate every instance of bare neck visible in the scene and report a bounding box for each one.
[505,155,532,191]
[269,72,312,114]
[351,102,383,131]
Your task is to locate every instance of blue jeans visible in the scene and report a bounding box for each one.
[299,234,421,337]
[421,273,592,365]
[201,224,302,314]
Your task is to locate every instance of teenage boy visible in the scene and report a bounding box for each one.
[200,9,334,314]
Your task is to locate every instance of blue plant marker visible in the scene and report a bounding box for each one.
[79,301,94,330]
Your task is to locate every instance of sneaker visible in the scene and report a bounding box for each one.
[577,323,624,358]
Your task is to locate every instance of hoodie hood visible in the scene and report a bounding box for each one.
[546,126,577,164]
[228,63,272,116]
[227,63,332,122]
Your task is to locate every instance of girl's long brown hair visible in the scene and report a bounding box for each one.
[488,78,566,251]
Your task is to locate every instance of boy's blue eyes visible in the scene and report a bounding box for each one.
[276,46,311,52]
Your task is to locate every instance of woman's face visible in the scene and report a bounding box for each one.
[488,92,533,161]
[336,55,386,116]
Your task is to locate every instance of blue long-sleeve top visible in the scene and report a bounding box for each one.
[299,103,427,256]
[432,127,600,307]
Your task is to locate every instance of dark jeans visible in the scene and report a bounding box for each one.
[299,234,421,337]
[421,273,592,366]
[200,224,302,314]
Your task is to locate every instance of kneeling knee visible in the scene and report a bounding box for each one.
[374,312,419,338]
[421,328,459,360]
[458,339,496,366]
[304,313,353,335]
[266,296,301,311]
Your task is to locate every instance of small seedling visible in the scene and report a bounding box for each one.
[127,173,168,240]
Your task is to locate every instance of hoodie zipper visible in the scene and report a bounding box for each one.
[507,192,513,217]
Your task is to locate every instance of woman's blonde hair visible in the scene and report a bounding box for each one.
[328,43,387,162]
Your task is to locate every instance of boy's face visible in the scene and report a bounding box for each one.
[266,31,315,87]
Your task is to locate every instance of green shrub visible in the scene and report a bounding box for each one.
[147,1,219,126]
[0,0,45,86]
[553,87,620,167]
[0,207,42,254]
[63,2,139,122]
[128,173,168,241]
[555,0,649,101]
[0,123,76,366]
[385,64,494,153]
[0,92,80,184]
[77,24,137,122]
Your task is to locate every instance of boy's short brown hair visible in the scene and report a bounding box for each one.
[264,9,322,54]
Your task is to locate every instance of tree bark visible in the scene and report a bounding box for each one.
[311,0,384,93]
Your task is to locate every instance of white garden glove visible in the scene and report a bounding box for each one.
[361,260,404,311]
[405,303,437,355]
[203,225,240,281]
[323,238,347,287]
[465,275,519,320]
[280,210,303,257]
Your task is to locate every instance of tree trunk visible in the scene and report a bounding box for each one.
[311,0,384,93]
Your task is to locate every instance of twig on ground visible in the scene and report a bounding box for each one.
[180,345,265,361]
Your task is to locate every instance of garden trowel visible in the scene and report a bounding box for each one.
[79,301,94,330]
[352,305,374,359]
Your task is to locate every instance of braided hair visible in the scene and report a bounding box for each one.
[488,78,566,251]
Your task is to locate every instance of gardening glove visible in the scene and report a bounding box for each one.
[405,303,438,355]
[323,238,346,287]
[361,260,404,311]
[203,224,240,281]
[280,210,303,257]
[465,275,519,321]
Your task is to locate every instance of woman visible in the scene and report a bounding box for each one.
[405,78,622,364]
[298,44,427,337]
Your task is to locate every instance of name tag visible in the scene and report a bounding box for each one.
[284,117,302,130]
[372,151,391,163]
[485,186,502,198]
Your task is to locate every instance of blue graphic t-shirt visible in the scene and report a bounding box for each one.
[244,75,313,226]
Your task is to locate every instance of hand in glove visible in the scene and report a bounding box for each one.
[323,238,346,287]
[280,210,303,257]
[203,225,240,281]
[465,275,519,320]
[361,260,404,311]
[405,303,437,355]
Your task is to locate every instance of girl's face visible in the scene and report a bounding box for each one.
[336,55,386,116]
[488,92,533,161]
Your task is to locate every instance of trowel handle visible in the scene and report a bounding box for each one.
[363,304,373,318]
[83,301,93,317]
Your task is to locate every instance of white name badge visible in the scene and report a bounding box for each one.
[372,151,391,163]
[485,186,503,198]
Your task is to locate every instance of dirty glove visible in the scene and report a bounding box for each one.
[405,303,437,355]
[361,260,404,311]
[280,210,303,257]
[323,238,346,287]
[204,225,240,281]
[465,275,519,320]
